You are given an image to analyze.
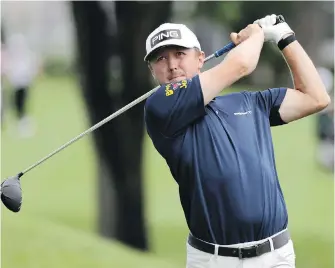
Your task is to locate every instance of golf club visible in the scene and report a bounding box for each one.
[1,41,236,213]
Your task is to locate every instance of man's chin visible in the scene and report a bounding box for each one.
[168,77,185,83]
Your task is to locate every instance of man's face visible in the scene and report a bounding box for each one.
[148,46,205,84]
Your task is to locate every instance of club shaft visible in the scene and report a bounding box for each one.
[21,88,158,174]
[21,42,236,175]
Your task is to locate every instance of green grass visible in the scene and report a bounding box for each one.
[1,75,334,268]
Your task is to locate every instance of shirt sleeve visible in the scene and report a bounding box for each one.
[144,75,206,137]
[252,87,288,127]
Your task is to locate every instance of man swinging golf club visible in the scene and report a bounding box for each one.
[0,12,329,268]
[143,14,330,267]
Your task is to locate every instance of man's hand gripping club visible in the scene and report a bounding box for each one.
[230,23,264,45]
[253,14,294,44]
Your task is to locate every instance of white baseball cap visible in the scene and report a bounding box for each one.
[144,23,201,61]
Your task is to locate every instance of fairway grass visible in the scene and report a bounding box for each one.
[1,75,334,267]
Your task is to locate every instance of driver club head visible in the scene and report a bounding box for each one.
[1,173,23,213]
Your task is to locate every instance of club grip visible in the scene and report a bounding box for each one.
[275,15,285,24]
[213,15,285,59]
[214,42,236,58]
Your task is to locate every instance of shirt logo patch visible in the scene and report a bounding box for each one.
[172,83,180,90]
[234,111,252,115]
[165,84,174,96]
[165,79,190,96]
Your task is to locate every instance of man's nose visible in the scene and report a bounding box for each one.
[167,57,178,71]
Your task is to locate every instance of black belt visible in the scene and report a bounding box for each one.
[188,230,290,259]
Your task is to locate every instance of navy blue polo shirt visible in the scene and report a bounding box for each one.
[144,74,289,245]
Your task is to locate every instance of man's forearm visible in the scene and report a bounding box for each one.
[199,27,264,104]
[227,31,264,76]
[282,40,330,106]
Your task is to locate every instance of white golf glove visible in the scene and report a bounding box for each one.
[253,14,294,44]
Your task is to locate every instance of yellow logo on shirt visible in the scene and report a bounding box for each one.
[165,84,174,96]
[165,79,189,96]
[180,80,188,89]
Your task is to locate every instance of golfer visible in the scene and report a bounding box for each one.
[143,14,330,268]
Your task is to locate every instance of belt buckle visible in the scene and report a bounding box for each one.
[238,244,260,259]
[250,244,260,257]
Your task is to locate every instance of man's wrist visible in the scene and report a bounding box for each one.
[253,27,265,41]
[277,34,296,51]
[281,33,294,40]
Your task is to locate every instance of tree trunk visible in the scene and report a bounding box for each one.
[71,1,172,251]
[111,1,173,250]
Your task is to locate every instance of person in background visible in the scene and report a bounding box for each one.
[2,33,40,137]
[1,27,7,128]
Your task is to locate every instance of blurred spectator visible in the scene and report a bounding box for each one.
[316,66,334,172]
[2,33,40,138]
[1,29,5,127]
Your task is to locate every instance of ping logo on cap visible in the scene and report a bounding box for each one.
[151,29,181,48]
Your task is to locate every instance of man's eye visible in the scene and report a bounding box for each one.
[156,56,165,62]
[176,51,185,56]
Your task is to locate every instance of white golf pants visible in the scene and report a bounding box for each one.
[186,230,296,268]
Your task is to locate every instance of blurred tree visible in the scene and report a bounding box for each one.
[71,1,172,251]
[290,1,333,66]
[193,2,332,86]
[194,1,297,86]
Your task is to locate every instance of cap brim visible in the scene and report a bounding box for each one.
[144,39,196,61]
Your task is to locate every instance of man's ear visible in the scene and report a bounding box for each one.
[198,51,206,69]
